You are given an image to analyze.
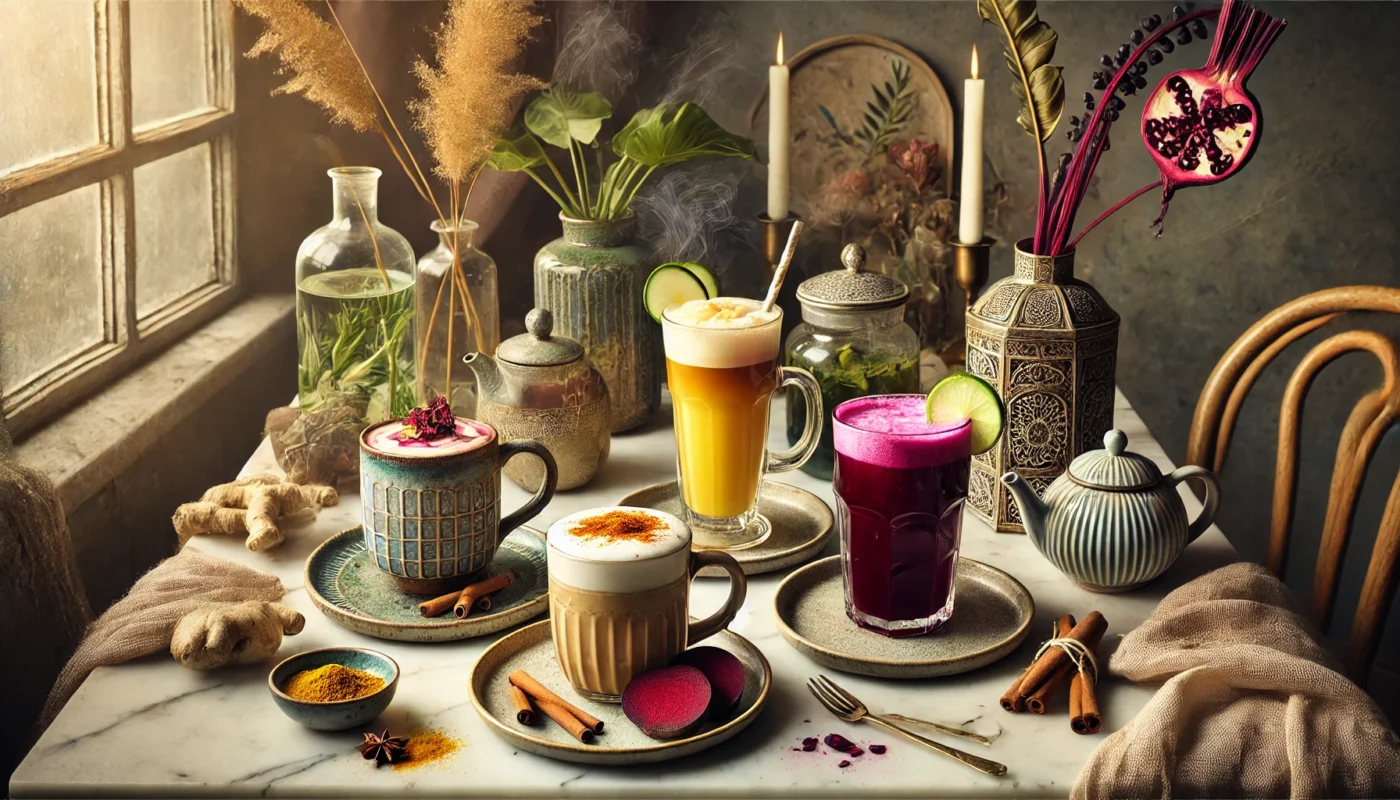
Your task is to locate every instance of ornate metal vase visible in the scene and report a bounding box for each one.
[534,213,658,433]
[963,238,1119,533]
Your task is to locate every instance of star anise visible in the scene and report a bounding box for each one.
[359,729,408,766]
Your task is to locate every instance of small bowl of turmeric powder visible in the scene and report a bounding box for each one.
[269,647,399,731]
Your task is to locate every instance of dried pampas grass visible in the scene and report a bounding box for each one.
[237,0,380,133]
[412,0,546,182]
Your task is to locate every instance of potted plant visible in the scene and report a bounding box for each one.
[489,91,756,432]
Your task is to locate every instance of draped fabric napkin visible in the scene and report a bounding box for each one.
[1073,562,1400,799]
[41,548,284,727]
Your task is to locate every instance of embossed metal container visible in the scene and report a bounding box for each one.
[964,239,1120,533]
[1002,430,1221,592]
[534,213,657,433]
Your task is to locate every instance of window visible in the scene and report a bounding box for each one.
[0,0,236,439]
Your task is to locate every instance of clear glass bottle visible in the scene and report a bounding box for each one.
[415,219,500,417]
[786,244,920,479]
[295,167,417,425]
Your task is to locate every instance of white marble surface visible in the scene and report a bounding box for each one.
[12,390,1238,798]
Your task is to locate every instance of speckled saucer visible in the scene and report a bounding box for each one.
[305,526,548,642]
[618,481,833,575]
[774,556,1034,679]
[469,619,771,765]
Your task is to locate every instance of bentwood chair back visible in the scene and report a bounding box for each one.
[1186,286,1400,683]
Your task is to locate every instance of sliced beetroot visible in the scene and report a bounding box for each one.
[672,646,746,719]
[621,665,711,740]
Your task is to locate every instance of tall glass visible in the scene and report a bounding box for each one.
[833,395,971,637]
[662,298,822,550]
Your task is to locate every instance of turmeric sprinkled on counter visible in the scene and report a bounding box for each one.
[569,510,666,545]
[392,728,462,771]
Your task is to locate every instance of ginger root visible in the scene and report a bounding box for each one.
[170,600,305,670]
[172,474,339,551]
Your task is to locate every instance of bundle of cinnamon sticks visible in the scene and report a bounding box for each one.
[1000,610,1106,734]
[508,671,604,744]
[417,571,515,618]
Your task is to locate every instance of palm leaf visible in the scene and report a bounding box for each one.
[854,59,917,159]
[977,0,1064,142]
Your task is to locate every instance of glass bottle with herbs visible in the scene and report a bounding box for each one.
[786,244,920,479]
[296,167,417,427]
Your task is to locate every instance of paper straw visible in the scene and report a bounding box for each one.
[762,220,804,313]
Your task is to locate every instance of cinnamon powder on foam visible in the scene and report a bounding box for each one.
[569,510,666,545]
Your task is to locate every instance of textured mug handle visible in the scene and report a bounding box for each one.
[686,550,748,646]
[1165,465,1220,543]
[497,440,557,541]
[767,366,823,474]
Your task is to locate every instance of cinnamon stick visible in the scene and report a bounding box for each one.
[417,589,461,618]
[1015,611,1107,703]
[454,572,514,619]
[476,595,492,613]
[1027,625,1104,714]
[536,697,594,744]
[508,670,605,734]
[1070,671,1102,734]
[1001,614,1075,713]
[508,683,536,725]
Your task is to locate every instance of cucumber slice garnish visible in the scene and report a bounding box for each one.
[677,261,720,299]
[926,372,1005,456]
[644,264,709,323]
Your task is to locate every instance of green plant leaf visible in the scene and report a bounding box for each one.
[853,59,917,158]
[486,134,548,171]
[524,89,613,149]
[977,0,1064,142]
[612,102,758,168]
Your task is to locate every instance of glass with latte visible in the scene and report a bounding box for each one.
[662,298,822,549]
[547,507,747,702]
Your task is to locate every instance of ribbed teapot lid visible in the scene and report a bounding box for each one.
[796,243,909,312]
[1067,430,1162,490]
[496,308,583,367]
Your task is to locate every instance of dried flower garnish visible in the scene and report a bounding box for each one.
[396,396,456,441]
[889,139,940,193]
[359,729,408,765]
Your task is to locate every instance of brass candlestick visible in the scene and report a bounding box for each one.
[758,213,801,272]
[951,236,996,308]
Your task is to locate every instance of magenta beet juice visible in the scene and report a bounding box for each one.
[832,395,971,637]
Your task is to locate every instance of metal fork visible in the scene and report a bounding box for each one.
[807,675,1008,777]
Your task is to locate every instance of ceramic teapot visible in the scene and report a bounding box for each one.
[463,308,610,491]
[1002,429,1220,593]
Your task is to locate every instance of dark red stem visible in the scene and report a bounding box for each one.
[1067,180,1161,250]
[1039,7,1221,255]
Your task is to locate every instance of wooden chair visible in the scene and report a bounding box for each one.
[1187,286,1400,683]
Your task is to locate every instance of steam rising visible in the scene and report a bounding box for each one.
[635,161,749,266]
[552,3,642,104]
[655,24,741,109]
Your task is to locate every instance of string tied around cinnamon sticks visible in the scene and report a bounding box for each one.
[999,610,1107,734]
[1031,635,1100,688]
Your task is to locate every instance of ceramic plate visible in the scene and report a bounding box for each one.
[773,556,1034,679]
[469,619,771,765]
[618,481,833,575]
[305,526,548,642]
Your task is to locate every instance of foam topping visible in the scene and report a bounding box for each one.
[833,394,971,469]
[547,507,691,593]
[662,297,781,369]
[363,419,493,458]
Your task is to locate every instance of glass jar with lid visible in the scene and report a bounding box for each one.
[785,243,920,479]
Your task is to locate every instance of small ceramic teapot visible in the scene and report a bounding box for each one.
[1002,429,1220,593]
[463,309,610,491]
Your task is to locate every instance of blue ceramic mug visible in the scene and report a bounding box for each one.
[359,418,557,594]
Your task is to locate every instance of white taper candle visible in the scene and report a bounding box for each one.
[767,33,790,222]
[958,45,986,244]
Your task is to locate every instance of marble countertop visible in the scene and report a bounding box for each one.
[12,390,1238,798]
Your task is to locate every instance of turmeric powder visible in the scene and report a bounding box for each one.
[392,728,462,771]
[282,664,384,702]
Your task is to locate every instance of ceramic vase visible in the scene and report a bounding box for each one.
[534,213,658,432]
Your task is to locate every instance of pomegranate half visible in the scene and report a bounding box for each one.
[1140,0,1285,227]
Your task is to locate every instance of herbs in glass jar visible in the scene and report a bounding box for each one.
[787,343,919,479]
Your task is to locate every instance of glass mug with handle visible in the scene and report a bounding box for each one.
[547,507,748,702]
[662,298,822,550]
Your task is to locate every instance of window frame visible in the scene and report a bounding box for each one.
[0,0,238,440]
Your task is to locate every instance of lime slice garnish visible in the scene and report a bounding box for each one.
[643,264,708,322]
[926,372,1005,455]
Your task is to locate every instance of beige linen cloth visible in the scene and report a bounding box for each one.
[40,547,284,727]
[1073,562,1400,799]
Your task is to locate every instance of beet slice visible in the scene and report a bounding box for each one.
[621,665,711,740]
[671,646,746,719]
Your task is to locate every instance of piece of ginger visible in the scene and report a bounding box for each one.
[172,474,339,551]
[170,600,305,670]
